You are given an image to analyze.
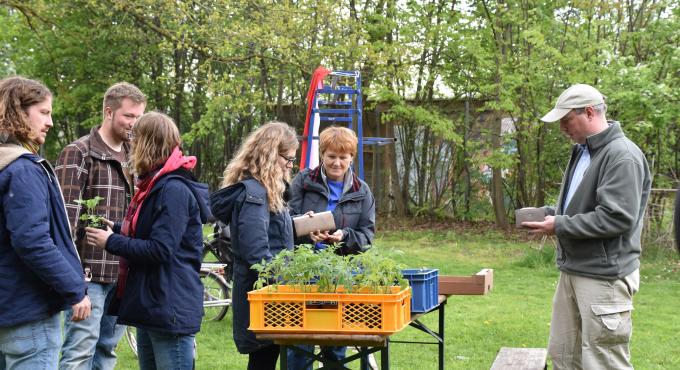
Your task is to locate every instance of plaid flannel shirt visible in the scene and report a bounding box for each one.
[55,126,133,283]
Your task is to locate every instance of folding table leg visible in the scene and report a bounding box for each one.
[439,302,446,370]
[359,347,367,370]
[281,344,288,369]
[380,339,390,370]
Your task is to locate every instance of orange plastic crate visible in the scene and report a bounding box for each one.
[248,285,411,334]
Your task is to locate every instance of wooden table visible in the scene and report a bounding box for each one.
[256,294,449,370]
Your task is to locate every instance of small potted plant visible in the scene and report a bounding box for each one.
[74,196,107,230]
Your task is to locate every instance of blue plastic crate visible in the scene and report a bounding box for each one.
[402,268,439,313]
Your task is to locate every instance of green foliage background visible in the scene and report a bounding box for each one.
[1,0,678,222]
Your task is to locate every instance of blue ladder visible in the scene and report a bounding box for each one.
[304,70,394,180]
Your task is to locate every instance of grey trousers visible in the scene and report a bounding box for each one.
[548,269,639,370]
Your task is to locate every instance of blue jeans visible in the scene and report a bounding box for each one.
[0,313,61,370]
[136,328,194,370]
[288,345,369,370]
[59,282,126,370]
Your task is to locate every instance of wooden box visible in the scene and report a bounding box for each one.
[438,269,493,295]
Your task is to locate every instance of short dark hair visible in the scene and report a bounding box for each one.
[102,82,146,118]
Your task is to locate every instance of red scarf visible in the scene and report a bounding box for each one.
[116,146,196,298]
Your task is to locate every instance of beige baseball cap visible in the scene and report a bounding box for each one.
[541,84,605,122]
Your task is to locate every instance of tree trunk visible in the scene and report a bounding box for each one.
[172,41,186,130]
[490,113,508,228]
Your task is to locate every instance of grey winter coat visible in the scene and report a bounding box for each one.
[289,166,375,255]
[552,121,651,279]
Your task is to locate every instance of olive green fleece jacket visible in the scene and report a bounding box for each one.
[552,121,651,280]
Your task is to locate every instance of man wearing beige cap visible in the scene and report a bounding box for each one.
[523,84,651,369]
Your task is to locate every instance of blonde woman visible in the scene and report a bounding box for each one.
[86,112,210,370]
[210,121,298,370]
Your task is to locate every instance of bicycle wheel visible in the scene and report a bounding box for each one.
[202,241,217,262]
[200,269,230,321]
[126,326,137,357]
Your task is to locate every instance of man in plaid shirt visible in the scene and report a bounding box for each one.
[56,83,146,370]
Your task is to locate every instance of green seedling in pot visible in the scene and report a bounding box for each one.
[74,196,106,229]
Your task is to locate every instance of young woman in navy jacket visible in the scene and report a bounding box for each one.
[86,112,210,370]
[210,121,298,370]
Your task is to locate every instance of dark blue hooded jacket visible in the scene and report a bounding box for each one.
[210,178,294,354]
[0,147,86,327]
[106,169,211,335]
[289,166,375,255]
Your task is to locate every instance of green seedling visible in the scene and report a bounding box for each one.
[252,244,409,294]
[74,196,106,229]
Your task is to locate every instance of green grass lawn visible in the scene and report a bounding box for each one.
[113,228,680,369]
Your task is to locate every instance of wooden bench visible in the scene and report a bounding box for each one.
[490,347,547,370]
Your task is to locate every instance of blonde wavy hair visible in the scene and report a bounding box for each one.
[221,121,298,213]
[131,112,180,176]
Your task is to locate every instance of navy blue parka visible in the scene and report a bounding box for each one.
[210,178,294,354]
[106,169,210,335]
[0,146,86,327]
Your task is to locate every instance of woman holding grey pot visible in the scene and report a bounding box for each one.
[287,126,375,370]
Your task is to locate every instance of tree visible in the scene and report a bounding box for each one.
[2,0,679,228]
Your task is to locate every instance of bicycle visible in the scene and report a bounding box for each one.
[200,263,231,321]
[126,222,234,357]
[201,221,234,320]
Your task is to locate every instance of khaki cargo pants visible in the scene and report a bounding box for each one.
[548,269,639,370]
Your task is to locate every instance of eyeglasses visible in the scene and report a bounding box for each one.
[279,154,296,166]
